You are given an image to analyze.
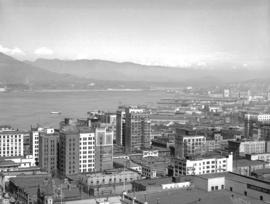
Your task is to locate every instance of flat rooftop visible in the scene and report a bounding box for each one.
[226,172,270,190]
[233,159,267,167]
[125,188,265,204]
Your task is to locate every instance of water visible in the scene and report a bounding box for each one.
[0,90,173,130]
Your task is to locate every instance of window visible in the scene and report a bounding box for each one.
[260,196,263,201]
[230,187,233,192]
[211,186,214,191]
[244,191,247,196]
[215,186,218,190]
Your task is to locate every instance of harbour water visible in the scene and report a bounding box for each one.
[0,89,173,130]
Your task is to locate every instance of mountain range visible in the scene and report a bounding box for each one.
[29,58,269,84]
[0,52,269,90]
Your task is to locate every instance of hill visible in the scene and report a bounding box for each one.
[0,52,91,89]
[29,58,269,85]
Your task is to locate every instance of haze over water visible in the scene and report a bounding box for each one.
[0,90,173,130]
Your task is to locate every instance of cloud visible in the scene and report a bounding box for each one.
[0,44,25,55]
[34,47,54,56]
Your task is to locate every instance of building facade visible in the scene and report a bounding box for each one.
[79,127,95,173]
[0,128,25,157]
[124,107,151,153]
[174,153,233,176]
[175,128,206,159]
[95,127,113,172]
[38,130,59,175]
[58,127,80,176]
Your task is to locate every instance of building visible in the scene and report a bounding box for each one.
[30,128,40,165]
[116,108,126,146]
[78,169,141,196]
[30,127,56,166]
[95,127,113,172]
[228,140,266,158]
[130,155,170,178]
[223,89,230,98]
[58,126,80,177]
[124,107,151,153]
[175,128,206,159]
[0,127,26,157]
[193,173,226,192]
[244,113,270,139]
[132,177,191,192]
[38,130,59,175]
[233,159,269,176]
[174,153,233,176]
[79,127,95,173]
[121,172,270,204]
[245,152,270,163]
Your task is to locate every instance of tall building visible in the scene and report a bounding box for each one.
[116,108,126,146]
[79,127,95,173]
[0,126,25,157]
[124,107,151,153]
[30,128,40,164]
[175,128,206,159]
[38,129,59,174]
[95,127,113,172]
[58,126,80,177]
[30,127,56,165]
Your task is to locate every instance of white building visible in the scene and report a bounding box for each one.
[79,128,96,173]
[174,153,233,176]
[4,155,36,168]
[0,128,25,157]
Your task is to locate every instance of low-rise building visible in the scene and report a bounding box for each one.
[174,153,233,176]
[132,177,191,192]
[233,159,269,176]
[78,169,141,196]
[130,156,170,178]
[245,153,270,163]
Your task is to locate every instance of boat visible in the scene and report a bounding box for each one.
[50,111,61,115]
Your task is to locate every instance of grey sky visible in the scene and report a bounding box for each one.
[0,0,269,67]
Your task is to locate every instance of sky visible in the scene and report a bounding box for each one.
[0,0,269,67]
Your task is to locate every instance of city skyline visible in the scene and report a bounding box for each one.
[0,0,269,67]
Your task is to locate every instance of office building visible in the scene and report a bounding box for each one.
[58,126,80,176]
[175,128,206,159]
[95,127,113,171]
[0,127,25,157]
[79,127,95,173]
[38,130,59,175]
[124,107,151,153]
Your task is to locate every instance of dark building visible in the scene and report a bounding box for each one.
[38,131,59,175]
[124,107,151,153]
[58,126,80,177]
